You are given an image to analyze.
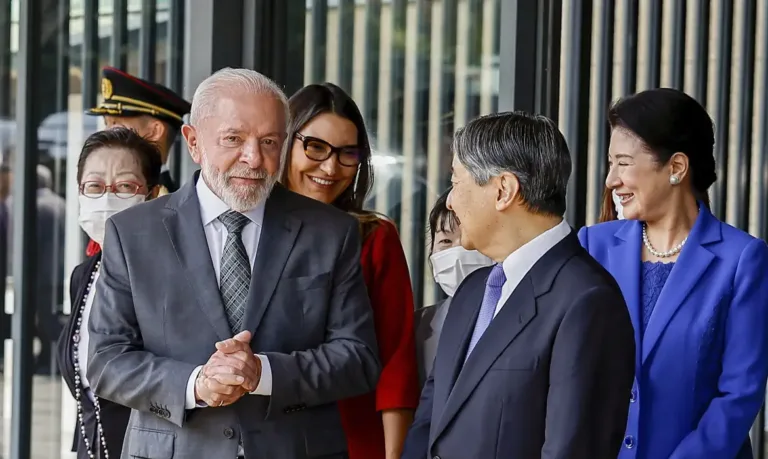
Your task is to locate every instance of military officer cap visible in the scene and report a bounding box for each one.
[86,66,191,128]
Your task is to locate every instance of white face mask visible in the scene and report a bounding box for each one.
[612,190,625,220]
[430,246,494,297]
[78,193,146,245]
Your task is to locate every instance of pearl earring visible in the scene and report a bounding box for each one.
[669,175,680,185]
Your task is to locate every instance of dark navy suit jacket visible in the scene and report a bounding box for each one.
[401,232,635,459]
[578,206,768,459]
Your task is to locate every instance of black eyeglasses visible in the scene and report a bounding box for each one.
[295,133,363,167]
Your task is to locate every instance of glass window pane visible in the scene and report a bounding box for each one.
[303,0,500,307]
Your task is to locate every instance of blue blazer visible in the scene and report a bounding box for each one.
[578,206,768,459]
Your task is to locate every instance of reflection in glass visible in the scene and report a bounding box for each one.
[303,0,501,307]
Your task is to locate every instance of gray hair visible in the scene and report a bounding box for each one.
[189,68,290,126]
[452,111,572,216]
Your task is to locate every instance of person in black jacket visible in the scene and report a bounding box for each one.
[57,127,162,459]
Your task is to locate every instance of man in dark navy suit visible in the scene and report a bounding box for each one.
[401,111,635,459]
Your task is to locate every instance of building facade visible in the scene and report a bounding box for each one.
[2,0,768,457]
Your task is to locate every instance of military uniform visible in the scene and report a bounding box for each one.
[85,66,191,195]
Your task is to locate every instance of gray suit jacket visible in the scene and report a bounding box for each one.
[87,174,381,459]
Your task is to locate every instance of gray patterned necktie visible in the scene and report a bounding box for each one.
[217,210,251,333]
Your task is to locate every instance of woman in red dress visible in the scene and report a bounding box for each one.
[282,82,419,459]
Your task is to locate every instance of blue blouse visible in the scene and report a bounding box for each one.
[640,261,675,336]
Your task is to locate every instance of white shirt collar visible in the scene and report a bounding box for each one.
[195,174,266,227]
[501,219,572,282]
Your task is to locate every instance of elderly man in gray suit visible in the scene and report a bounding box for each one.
[86,68,381,459]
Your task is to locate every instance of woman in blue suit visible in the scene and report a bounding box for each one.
[579,88,768,459]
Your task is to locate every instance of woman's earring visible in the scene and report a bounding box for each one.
[669,175,680,185]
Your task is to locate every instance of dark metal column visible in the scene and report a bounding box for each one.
[710,0,734,220]
[0,0,10,117]
[562,0,592,228]
[730,0,756,231]
[10,0,40,456]
[590,0,614,221]
[336,0,355,92]
[362,0,382,126]
[498,0,561,120]
[111,0,128,69]
[668,0,686,89]
[690,0,710,104]
[309,0,328,83]
[56,0,70,113]
[404,0,431,308]
[644,0,662,89]
[165,0,184,185]
[139,0,158,80]
[83,0,100,110]
[619,0,638,95]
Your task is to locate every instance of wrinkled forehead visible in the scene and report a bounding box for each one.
[203,92,287,135]
[83,147,143,178]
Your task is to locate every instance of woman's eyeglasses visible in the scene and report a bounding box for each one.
[295,133,363,167]
[79,181,144,199]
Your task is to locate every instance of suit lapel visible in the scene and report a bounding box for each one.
[641,207,719,363]
[162,177,232,341]
[242,186,301,335]
[608,222,643,371]
[432,275,537,443]
[430,276,485,432]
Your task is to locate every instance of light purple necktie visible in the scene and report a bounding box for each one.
[465,263,506,362]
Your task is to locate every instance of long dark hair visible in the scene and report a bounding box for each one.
[285,82,380,236]
[599,187,618,223]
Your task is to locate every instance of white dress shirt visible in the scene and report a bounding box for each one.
[494,219,572,316]
[78,269,100,401]
[184,177,273,411]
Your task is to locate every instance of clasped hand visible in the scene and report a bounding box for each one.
[194,330,262,407]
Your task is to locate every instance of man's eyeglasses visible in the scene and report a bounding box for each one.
[295,133,363,167]
[79,181,145,199]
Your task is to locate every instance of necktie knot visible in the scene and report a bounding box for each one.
[218,210,250,234]
[486,263,506,289]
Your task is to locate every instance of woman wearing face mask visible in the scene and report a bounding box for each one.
[579,88,768,459]
[415,187,492,387]
[283,83,419,459]
[56,127,162,459]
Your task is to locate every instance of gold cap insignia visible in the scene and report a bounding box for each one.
[101,77,113,100]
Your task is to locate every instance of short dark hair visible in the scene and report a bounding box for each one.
[428,187,460,254]
[608,88,716,208]
[452,111,571,217]
[77,127,163,190]
[285,82,373,213]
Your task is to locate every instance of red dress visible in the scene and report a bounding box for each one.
[337,218,420,459]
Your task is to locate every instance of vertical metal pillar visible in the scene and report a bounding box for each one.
[10,0,40,456]
[139,0,157,80]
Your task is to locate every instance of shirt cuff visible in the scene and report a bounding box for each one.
[185,365,207,409]
[249,354,272,396]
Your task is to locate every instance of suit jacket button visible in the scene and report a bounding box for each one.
[160,409,170,418]
[624,435,635,449]
[223,427,235,439]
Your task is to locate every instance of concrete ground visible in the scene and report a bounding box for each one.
[0,375,68,459]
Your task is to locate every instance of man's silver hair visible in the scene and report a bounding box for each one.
[189,67,290,126]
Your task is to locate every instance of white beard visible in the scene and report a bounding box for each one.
[200,155,277,212]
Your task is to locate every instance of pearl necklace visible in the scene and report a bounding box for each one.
[72,260,110,459]
[642,223,687,258]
